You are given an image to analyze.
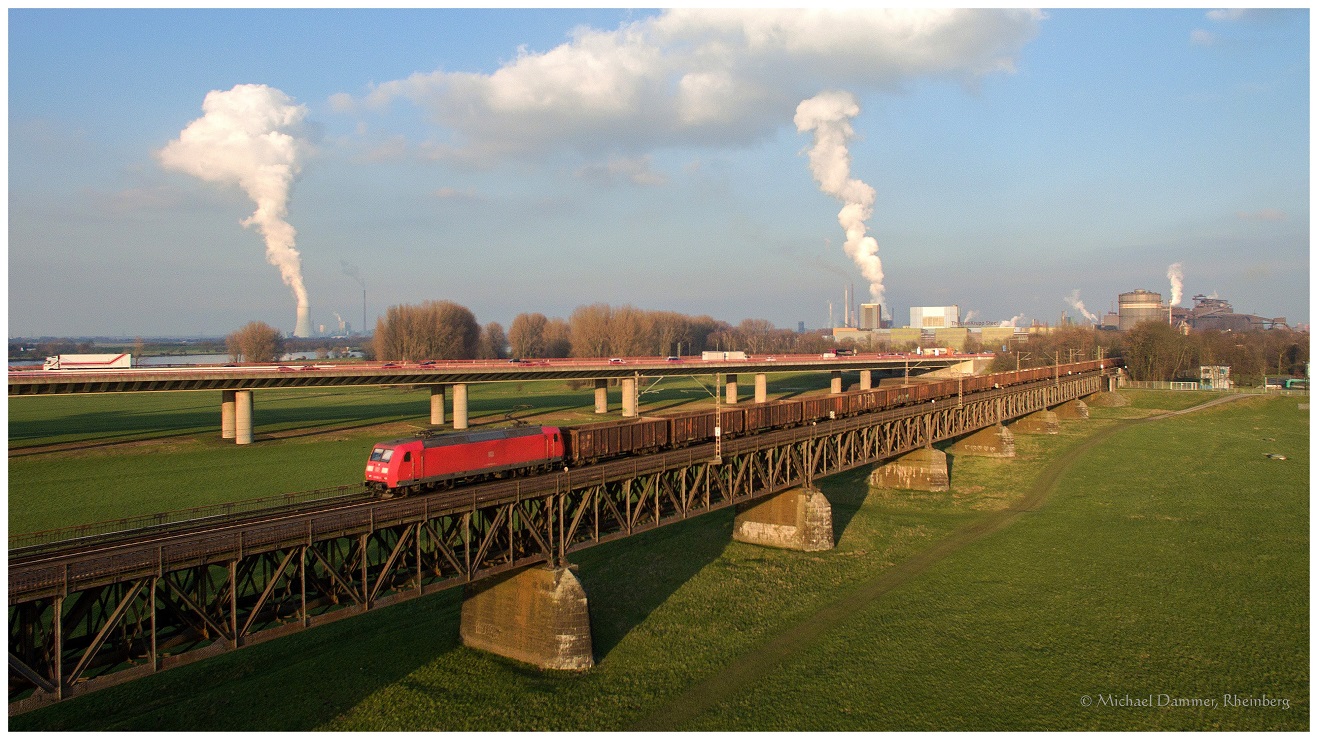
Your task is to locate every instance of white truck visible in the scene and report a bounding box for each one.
[42,353,133,371]
[701,351,748,361]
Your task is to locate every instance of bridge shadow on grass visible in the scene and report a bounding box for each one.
[572,509,734,662]
[812,465,873,545]
[9,589,469,732]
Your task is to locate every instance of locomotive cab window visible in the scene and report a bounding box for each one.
[370,448,394,463]
[402,452,412,462]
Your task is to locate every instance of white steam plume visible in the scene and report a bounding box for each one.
[795,90,885,306]
[159,84,312,336]
[1167,262,1184,306]
[1065,289,1098,323]
[999,313,1025,328]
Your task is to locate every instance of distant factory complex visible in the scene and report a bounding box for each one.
[829,289,1290,351]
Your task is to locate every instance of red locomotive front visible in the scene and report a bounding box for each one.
[365,426,564,494]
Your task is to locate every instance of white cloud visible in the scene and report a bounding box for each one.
[340,9,1043,165]
[1190,29,1217,46]
[575,155,668,187]
[1236,208,1286,221]
[1206,9,1248,22]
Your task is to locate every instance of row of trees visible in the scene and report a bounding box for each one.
[367,301,840,362]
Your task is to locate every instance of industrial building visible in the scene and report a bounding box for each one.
[909,305,960,330]
[1117,289,1167,331]
[1174,295,1287,332]
[859,303,882,330]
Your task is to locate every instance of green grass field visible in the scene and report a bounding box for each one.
[8,373,834,534]
[10,389,1307,731]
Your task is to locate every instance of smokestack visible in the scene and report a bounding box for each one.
[158,84,312,337]
[796,91,885,307]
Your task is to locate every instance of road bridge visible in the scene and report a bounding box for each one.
[8,365,1106,713]
[8,353,989,443]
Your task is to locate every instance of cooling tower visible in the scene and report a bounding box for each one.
[295,305,311,338]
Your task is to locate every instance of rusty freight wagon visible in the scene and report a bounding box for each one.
[564,417,669,464]
[743,399,804,432]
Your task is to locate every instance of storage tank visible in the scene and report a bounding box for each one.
[1118,289,1166,331]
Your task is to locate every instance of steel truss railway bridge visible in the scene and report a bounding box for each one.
[9,367,1106,713]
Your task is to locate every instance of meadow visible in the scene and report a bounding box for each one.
[8,372,833,535]
[10,387,1307,730]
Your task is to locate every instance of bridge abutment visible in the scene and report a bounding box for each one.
[459,564,594,671]
[950,424,1015,458]
[754,373,767,403]
[731,487,834,551]
[1084,390,1129,407]
[869,447,950,491]
[830,370,842,394]
[725,374,739,404]
[860,369,872,391]
[594,379,608,414]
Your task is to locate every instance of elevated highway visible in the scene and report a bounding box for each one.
[8,353,991,444]
[8,352,986,395]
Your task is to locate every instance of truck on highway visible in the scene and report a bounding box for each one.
[42,353,133,371]
[701,351,748,361]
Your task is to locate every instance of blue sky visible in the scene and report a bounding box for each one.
[8,8,1309,337]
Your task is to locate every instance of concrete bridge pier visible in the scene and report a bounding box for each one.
[869,447,950,491]
[459,564,594,671]
[452,384,469,430]
[594,379,608,414]
[430,385,446,426]
[1052,399,1089,420]
[754,373,768,403]
[859,370,872,391]
[725,374,739,405]
[1013,409,1059,435]
[234,390,254,445]
[621,377,637,418]
[950,424,1015,458]
[221,390,236,440]
[830,370,843,394]
[732,487,834,552]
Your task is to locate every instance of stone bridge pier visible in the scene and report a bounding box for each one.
[459,565,594,671]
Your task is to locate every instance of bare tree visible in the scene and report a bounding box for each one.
[478,321,509,359]
[509,312,548,358]
[226,321,285,363]
[373,300,480,361]
[607,304,652,357]
[570,303,612,357]
[544,318,572,357]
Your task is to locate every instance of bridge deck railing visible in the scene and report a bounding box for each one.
[8,484,365,554]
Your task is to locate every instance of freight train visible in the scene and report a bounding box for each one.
[364,359,1112,496]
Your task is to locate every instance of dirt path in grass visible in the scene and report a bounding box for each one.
[631,395,1249,730]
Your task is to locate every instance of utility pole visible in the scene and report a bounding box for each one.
[713,372,723,465]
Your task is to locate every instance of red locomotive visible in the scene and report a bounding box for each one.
[364,359,1114,495]
[365,426,565,495]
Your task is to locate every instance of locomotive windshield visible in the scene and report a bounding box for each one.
[369,447,394,462]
